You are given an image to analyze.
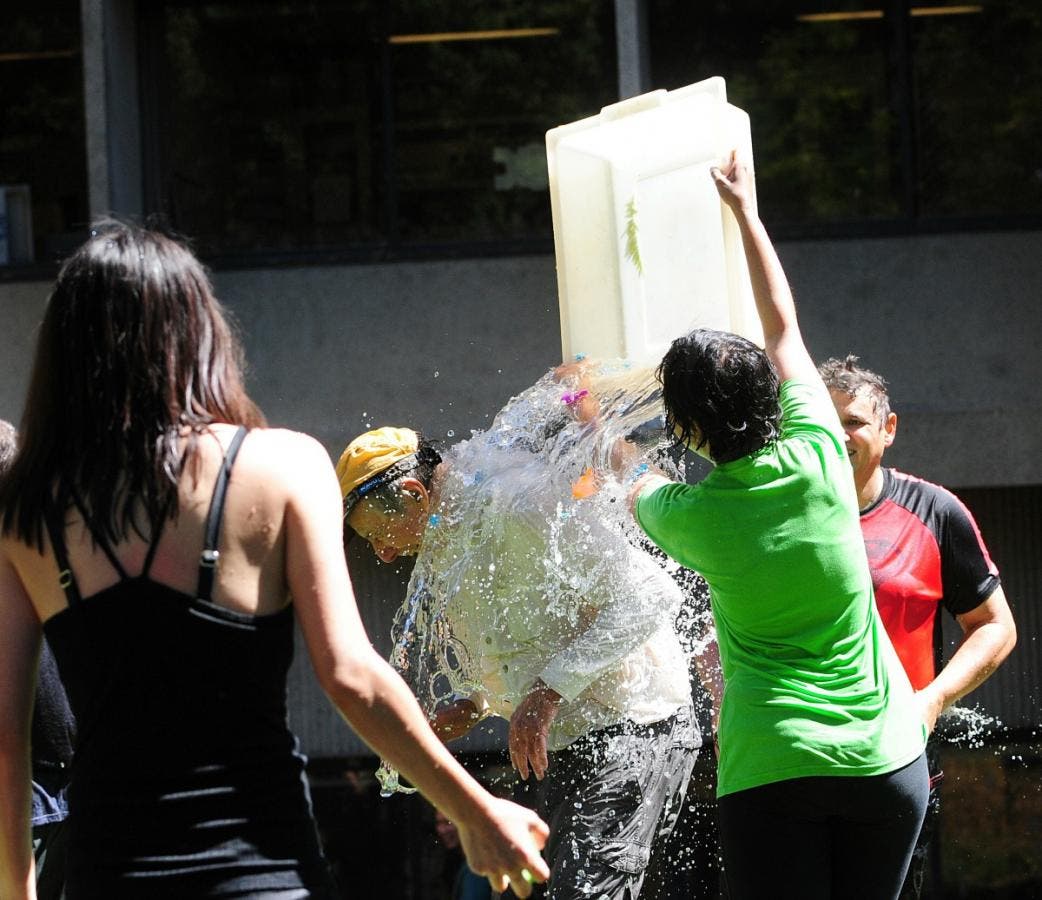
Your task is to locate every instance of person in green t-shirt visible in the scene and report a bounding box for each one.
[624,151,928,899]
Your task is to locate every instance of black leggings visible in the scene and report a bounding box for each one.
[717,753,929,900]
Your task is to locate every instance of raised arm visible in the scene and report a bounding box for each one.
[712,151,818,384]
[280,432,548,896]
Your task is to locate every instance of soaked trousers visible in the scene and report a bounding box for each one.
[523,707,699,900]
[717,752,929,900]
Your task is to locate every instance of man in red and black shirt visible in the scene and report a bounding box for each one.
[821,355,1017,899]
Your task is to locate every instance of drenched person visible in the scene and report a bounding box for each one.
[0,221,548,899]
[820,354,1016,898]
[625,153,929,899]
[337,403,700,900]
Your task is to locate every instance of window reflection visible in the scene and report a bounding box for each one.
[648,0,900,228]
[0,0,87,266]
[152,1,615,257]
[648,0,1042,231]
[912,0,1042,217]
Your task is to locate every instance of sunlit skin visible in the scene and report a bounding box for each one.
[346,468,564,782]
[828,386,896,509]
[346,477,431,563]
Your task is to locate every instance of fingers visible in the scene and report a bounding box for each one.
[511,743,530,781]
[508,867,535,898]
[530,814,550,848]
[503,860,549,899]
[530,738,548,781]
[482,815,550,898]
[508,723,549,781]
[489,873,511,895]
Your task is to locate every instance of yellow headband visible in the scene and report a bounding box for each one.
[336,427,419,513]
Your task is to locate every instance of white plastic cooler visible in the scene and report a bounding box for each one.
[546,77,762,365]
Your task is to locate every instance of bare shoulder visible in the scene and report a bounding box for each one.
[241,428,338,498]
[245,427,330,463]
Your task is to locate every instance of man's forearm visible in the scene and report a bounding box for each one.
[924,619,1016,714]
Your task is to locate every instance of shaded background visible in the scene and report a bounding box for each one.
[2,2,1040,896]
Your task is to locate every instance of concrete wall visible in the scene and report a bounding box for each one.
[5,230,1040,486]
[790,230,1042,489]
[3,227,1040,755]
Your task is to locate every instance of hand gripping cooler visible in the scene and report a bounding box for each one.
[546,77,762,365]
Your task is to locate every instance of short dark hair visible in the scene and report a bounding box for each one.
[818,355,891,424]
[0,220,266,549]
[658,329,781,464]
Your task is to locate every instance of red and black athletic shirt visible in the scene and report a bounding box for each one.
[860,468,1001,691]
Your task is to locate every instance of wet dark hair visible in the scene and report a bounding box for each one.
[363,436,442,516]
[658,329,781,464]
[818,355,891,424]
[0,219,266,549]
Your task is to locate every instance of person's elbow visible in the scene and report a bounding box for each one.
[997,613,1017,665]
[990,587,1018,665]
[315,645,387,716]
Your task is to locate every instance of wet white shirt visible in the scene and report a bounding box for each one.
[408,442,692,752]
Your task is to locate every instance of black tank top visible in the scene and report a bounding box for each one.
[42,428,336,898]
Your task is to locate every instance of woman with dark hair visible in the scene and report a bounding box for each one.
[0,222,548,899]
[626,155,929,899]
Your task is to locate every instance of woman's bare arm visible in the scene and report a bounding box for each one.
[278,432,549,896]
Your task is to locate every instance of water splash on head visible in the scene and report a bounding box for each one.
[377,361,710,792]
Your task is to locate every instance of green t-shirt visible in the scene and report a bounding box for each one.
[636,379,925,796]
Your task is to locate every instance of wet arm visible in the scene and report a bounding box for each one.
[540,567,680,707]
[693,635,723,735]
[431,697,486,743]
[0,548,39,900]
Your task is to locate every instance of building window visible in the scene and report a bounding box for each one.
[911,2,1042,218]
[145,1,616,260]
[0,0,87,267]
[647,0,1042,234]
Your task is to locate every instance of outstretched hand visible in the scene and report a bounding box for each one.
[454,796,550,898]
[710,149,755,215]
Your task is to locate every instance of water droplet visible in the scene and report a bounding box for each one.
[434,371,440,378]
[447,429,455,437]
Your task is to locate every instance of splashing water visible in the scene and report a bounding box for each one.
[377,361,712,793]
[936,704,1004,750]
[375,762,417,798]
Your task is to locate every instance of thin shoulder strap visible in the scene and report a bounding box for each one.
[70,487,128,580]
[43,503,83,607]
[196,426,248,602]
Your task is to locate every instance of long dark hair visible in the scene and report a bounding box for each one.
[658,328,781,464]
[0,220,266,549]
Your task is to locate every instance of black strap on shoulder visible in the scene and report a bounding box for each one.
[196,426,248,602]
[43,502,83,607]
[70,487,128,580]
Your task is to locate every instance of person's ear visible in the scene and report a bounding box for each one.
[883,412,897,448]
[399,477,430,506]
